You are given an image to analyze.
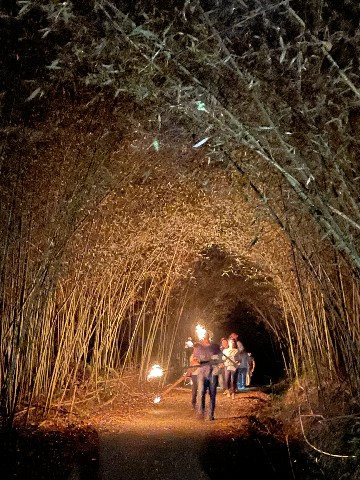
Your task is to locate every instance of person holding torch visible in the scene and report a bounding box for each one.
[193,330,221,421]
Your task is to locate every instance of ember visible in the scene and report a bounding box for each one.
[153,396,161,404]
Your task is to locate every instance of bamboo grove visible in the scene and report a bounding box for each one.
[0,0,359,430]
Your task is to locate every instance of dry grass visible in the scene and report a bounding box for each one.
[262,376,360,478]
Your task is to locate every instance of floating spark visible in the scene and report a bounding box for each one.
[195,324,206,341]
[153,396,161,404]
[147,364,163,381]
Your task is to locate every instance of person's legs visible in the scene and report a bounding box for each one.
[242,368,247,388]
[229,370,236,394]
[191,374,198,409]
[224,368,231,394]
[238,368,247,389]
[234,368,239,391]
[209,375,218,420]
[218,367,225,390]
[197,372,206,416]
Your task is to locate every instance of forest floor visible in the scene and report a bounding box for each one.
[2,380,327,480]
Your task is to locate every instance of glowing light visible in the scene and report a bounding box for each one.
[195,324,206,341]
[154,396,161,404]
[147,364,163,381]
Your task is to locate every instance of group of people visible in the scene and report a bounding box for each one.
[185,332,255,421]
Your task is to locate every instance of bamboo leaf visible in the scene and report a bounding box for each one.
[129,27,157,40]
[46,59,61,70]
[25,87,42,101]
[193,137,209,148]
[195,101,207,112]
[17,1,32,17]
[152,139,160,152]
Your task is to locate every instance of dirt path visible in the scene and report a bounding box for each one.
[65,387,323,480]
[3,386,324,479]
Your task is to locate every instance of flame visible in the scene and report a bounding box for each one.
[147,364,163,381]
[153,396,161,404]
[195,324,206,341]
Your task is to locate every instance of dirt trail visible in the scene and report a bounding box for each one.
[65,387,323,480]
[3,387,324,479]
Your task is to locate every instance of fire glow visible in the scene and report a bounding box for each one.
[195,324,206,341]
[147,364,163,381]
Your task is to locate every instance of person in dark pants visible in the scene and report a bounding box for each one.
[222,337,240,399]
[218,338,228,391]
[193,333,221,421]
[238,350,250,389]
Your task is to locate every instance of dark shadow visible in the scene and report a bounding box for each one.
[99,432,206,480]
[225,302,285,385]
[199,424,325,480]
[1,424,99,480]
[98,427,325,480]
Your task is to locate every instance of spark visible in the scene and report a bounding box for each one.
[153,396,161,404]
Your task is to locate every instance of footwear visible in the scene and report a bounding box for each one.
[209,415,215,421]
[227,392,230,398]
[231,393,235,400]
[222,389,229,395]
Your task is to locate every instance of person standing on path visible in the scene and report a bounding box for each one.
[193,332,221,421]
[238,350,250,389]
[218,338,228,392]
[188,351,200,410]
[246,352,255,386]
[222,337,240,399]
[228,332,245,389]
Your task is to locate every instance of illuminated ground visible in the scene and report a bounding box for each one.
[82,388,322,480]
[3,387,324,479]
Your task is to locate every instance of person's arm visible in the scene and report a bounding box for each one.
[251,357,255,374]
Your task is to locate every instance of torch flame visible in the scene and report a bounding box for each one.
[195,324,206,341]
[154,396,161,404]
[147,364,163,381]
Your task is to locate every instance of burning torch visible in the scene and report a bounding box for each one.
[147,364,164,381]
[147,363,184,404]
[195,324,206,341]
[147,323,238,404]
